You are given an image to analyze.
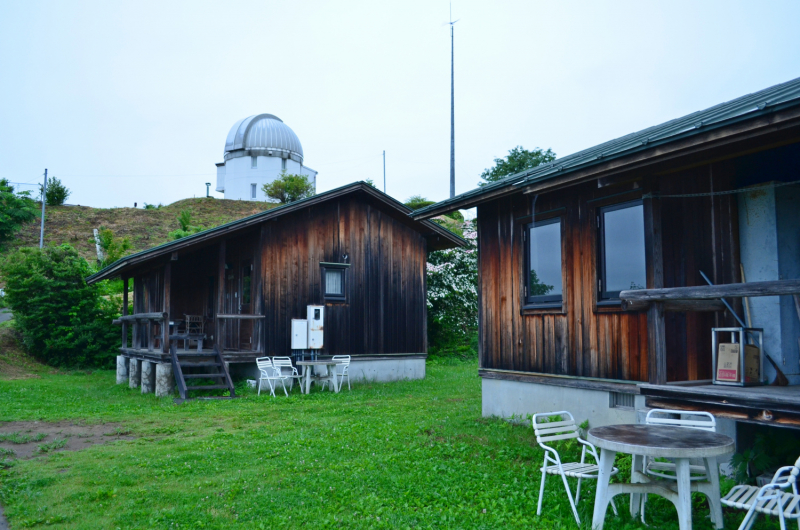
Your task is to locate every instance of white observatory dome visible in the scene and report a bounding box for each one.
[224,114,304,163]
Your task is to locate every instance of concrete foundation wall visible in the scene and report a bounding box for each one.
[228,356,426,384]
[481,377,643,427]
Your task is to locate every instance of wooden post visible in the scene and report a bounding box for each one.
[644,181,666,385]
[163,262,171,353]
[121,276,129,349]
[216,240,226,350]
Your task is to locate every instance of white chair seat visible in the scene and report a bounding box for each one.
[723,484,800,519]
[542,462,619,479]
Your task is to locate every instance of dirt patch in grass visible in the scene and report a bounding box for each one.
[0,421,134,460]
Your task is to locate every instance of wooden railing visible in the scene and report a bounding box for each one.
[620,279,800,311]
[114,312,167,352]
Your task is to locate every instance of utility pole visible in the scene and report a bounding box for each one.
[448,6,458,199]
[383,150,386,193]
[39,169,47,248]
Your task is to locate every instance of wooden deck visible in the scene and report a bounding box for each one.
[640,382,800,428]
[120,347,262,364]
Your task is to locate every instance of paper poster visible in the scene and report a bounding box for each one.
[716,343,740,382]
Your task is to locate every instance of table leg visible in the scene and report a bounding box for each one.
[304,366,311,394]
[675,458,693,530]
[704,457,723,529]
[592,449,617,530]
[630,454,644,519]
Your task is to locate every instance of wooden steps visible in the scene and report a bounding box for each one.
[170,344,236,402]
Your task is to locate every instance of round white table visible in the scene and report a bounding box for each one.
[588,424,734,530]
[296,360,339,394]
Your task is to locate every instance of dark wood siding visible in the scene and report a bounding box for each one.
[260,194,427,356]
[478,163,739,382]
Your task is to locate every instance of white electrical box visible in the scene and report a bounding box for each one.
[291,319,308,350]
[307,305,324,349]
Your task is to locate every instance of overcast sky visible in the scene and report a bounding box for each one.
[1,1,799,209]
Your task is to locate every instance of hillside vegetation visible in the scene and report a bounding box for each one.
[6,198,275,264]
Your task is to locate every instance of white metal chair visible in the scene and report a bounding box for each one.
[256,357,282,397]
[532,411,618,526]
[331,355,351,391]
[271,357,302,394]
[639,409,719,524]
[722,455,800,530]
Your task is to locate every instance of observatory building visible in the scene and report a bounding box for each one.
[215,114,317,201]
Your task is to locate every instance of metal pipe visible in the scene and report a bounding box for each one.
[38,169,47,248]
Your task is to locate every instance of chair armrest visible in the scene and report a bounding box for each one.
[577,437,602,464]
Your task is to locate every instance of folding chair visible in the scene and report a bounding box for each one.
[639,409,719,524]
[329,355,351,391]
[271,357,302,393]
[256,357,280,397]
[532,411,618,526]
[722,455,800,530]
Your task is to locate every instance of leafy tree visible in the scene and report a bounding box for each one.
[0,179,39,248]
[96,227,132,267]
[529,269,554,296]
[262,171,315,204]
[0,244,120,367]
[40,176,70,206]
[426,219,478,358]
[479,146,556,186]
[177,209,192,231]
[364,178,376,188]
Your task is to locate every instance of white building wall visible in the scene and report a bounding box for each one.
[217,155,317,201]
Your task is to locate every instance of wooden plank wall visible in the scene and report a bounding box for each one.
[260,194,427,356]
[478,163,739,383]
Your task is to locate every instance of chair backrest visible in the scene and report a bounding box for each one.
[185,314,204,334]
[645,409,716,432]
[271,357,294,372]
[332,355,351,366]
[532,411,580,448]
[256,356,273,373]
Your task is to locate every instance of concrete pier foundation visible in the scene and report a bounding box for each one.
[129,359,142,389]
[141,361,156,394]
[116,356,129,385]
[155,363,175,397]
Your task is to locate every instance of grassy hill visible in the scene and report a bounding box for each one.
[6,198,276,264]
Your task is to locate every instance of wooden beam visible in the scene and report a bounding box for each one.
[644,181,666,385]
[216,240,226,349]
[163,262,171,353]
[621,299,726,312]
[621,279,800,302]
[121,276,128,349]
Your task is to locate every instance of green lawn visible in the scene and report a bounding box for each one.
[0,361,776,529]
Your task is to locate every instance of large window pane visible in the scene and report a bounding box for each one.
[528,218,562,303]
[602,202,646,296]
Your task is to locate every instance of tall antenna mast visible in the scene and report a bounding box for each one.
[448,4,458,199]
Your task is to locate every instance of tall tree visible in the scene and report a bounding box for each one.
[479,146,556,186]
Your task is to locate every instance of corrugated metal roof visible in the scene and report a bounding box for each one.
[224,114,304,160]
[413,76,800,219]
[85,182,465,284]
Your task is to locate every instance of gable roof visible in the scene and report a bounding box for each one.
[86,182,464,284]
[413,75,800,219]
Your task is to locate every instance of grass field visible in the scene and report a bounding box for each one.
[0,360,777,529]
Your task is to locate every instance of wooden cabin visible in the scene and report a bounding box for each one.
[87,183,463,394]
[413,77,800,442]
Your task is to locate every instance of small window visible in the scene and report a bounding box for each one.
[281,158,287,171]
[251,156,257,168]
[321,263,349,301]
[525,217,563,306]
[250,183,257,199]
[598,200,646,300]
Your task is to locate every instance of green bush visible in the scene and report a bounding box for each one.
[0,179,39,249]
[0,244,120,367]
[41,176,70,206]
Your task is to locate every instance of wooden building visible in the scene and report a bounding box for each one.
[87,183,463,393]
[413,77,800,436]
